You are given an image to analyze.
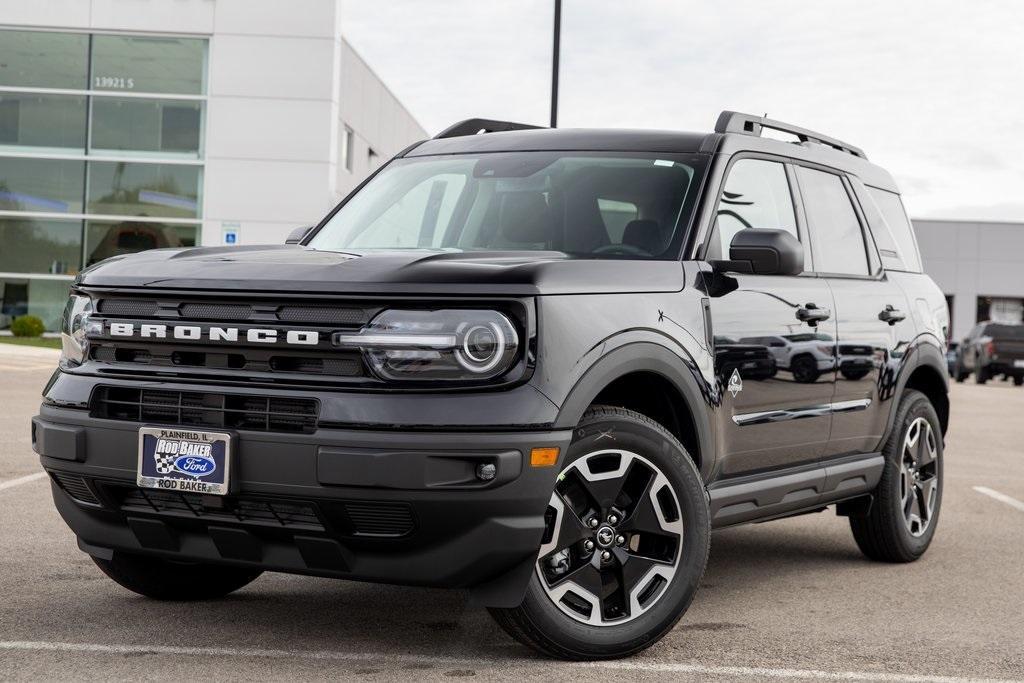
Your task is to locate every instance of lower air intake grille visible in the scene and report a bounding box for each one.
[344,501,416,537]
[118,487,325,531]
[91,386,319,433]
[51,472,100,505]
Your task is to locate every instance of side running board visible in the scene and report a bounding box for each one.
[707,452,884,528]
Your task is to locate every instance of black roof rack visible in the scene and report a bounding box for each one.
[434,118,544,140]
[715,110,866,159]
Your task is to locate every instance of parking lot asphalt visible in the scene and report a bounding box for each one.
[1,344,1022,682]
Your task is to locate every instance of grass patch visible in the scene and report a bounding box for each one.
[0,336,62,350]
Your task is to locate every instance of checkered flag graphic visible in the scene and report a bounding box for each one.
[154,452,176,475]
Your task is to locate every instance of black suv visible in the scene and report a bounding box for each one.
[34,112,950,660]
[953,321,1024,385]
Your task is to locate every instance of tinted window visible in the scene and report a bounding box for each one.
[91,98,202,155]
[86,161,201,219]
[0,30,88,89]
[85,221,198,267]
[91,35,205,94]
[797,167,869,276]
[984,323,1024,339]
[866,187,922,272]
[0,157,85,213]
[709,159,797,260]
[0,217,82,274]
[0,93,87,150]
[310,153,703,259]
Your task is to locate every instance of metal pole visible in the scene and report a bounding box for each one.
[550,0,561,128]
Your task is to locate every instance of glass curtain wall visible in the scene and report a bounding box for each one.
[0,29,206,331]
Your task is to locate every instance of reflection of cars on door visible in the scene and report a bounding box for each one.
[838,342,876,380]
[740,333,834,383]
[715,336,778,381]
[954,322,1024,385]
[36,111,950,660]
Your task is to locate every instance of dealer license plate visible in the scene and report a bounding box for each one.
[137,427,232,496]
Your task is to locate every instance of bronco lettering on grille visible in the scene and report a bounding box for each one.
[107,323,319,345]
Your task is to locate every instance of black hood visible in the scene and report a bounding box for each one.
[77,246,686,296]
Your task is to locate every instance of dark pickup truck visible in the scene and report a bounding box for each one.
[954,321,1024,385]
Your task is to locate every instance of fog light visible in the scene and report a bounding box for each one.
[476,463,497,481]
[530,447,560,468]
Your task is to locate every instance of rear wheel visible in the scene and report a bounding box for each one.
[92,551,262,600]
[1014,376,1023,387]
[850,389,943,562]
[974,366,989,384]
[489,406,710,660]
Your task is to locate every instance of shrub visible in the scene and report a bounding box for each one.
[10,315,45,337]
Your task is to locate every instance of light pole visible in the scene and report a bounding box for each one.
[550,0,561,128]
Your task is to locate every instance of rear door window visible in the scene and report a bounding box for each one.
[796,167,870,276]
[865,187,922,272]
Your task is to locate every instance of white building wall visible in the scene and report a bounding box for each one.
[914,219,1024,340]
[1,0,427,247]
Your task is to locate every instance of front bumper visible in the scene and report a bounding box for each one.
[33,404,572,607]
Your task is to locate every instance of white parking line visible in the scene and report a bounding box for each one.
[0,472,47,491]
[0,640,1019,683]
[973,486,1024,513]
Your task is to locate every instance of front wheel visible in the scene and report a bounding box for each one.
[489,406,710,660]
[92,551,263,600]
[849,389,943,562]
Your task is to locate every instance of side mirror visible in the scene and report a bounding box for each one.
[285,226,313,245]
[712,228,803,276]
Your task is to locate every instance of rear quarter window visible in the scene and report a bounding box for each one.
[863,187,922,273]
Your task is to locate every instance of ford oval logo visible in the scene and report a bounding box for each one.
[173,455,216,478]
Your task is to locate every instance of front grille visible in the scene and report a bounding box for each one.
[98,299,158,317]
[179,303,252,320]
[51,472,101,505]
[343,501,415,537]
[117,487,325,531]
[91,386,319,433]
[278,306,366,325]
[88,295,374,382]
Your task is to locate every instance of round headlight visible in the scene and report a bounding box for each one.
[334,309,520,382]
[457,322,506,373]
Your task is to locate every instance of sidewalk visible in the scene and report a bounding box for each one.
[0,342,60,371]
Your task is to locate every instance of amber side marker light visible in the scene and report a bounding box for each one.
[530,447,560,467]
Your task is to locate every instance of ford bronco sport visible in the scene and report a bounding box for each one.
[33,112,950,660]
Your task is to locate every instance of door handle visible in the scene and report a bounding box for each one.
[796,303,831,326]
[878,304,906,325]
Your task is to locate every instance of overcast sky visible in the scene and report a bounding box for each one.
[340,0,1024,221]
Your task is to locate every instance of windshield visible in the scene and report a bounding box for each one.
[308,152,706,259]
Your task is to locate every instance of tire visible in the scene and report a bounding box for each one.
[489,405,710,660]
[974,366,988,384]
[92,551,262,600]
[849,389,943,562]
[1014,376,1023,387]
[790,354,821,384]
[953,360,968,383]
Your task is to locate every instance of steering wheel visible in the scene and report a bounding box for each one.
[592,243,653,257]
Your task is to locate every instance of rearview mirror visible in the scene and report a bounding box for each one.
[285,226,313,245]
[712,228,803,276]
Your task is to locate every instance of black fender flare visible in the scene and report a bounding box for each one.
[881,335,950,444]
[552,342,717,481]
